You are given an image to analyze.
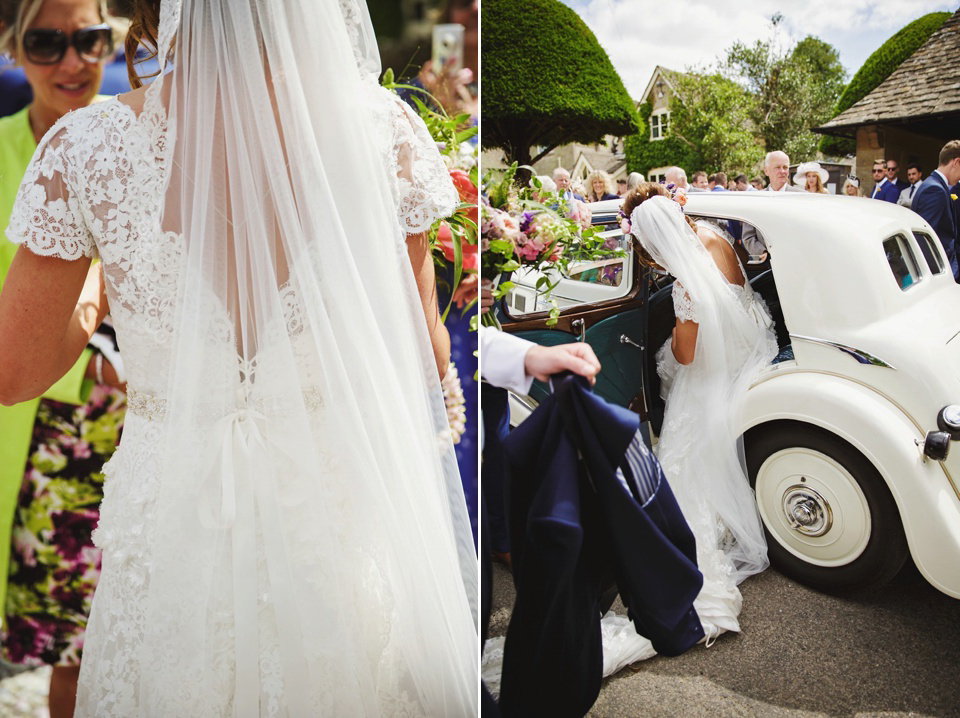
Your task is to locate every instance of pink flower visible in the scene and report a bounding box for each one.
[436,221,479,271]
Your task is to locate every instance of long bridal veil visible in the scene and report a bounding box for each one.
[125,0,478,715]
[631,196,772,586]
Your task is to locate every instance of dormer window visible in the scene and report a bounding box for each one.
[650,109,669,141]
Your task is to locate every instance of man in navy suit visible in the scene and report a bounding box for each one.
[871,159,900,202]
[913,140,960,280]
[885,159,910,194]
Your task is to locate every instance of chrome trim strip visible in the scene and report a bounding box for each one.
[790,334,896,369]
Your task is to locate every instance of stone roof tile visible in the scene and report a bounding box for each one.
[819,9,960,130]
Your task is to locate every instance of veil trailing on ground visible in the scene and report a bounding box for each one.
[126,0,477,714]
[631,196,771,586]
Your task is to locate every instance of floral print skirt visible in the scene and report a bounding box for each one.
[2,385,125,667]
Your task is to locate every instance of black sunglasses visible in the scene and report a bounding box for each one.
[22,24,113,65]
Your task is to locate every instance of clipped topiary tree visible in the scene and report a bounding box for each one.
[482,0,638,171]
[820,11,951,156]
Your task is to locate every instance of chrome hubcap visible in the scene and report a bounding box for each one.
[782,485,832,536]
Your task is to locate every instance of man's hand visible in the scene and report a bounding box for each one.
[480,281,495,314]
[524,343,601,385]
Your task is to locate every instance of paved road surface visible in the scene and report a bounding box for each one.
[487,560,960,717]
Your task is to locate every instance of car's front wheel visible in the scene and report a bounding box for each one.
[746,422,908,594]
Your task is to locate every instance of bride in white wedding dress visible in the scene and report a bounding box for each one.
[0,0,477,715]
[594,184,778,676]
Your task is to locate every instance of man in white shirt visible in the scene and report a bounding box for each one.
[898,163,924,208]
[742,150,803,255]
[553,167,584,203]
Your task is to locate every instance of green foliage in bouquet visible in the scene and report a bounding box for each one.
[382,69,480,322]
[481,163,625,327]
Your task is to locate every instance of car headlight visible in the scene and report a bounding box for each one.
[937,405,960,440]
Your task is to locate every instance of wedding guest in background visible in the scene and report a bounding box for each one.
[750,176,764,190]
[742,150,802,256]
[870,158,899,202]
[626,171,645,191]
[0,1,126,716]
[585,169,619,202]
[554,167,584,202]
[886,158,909,194]
[794,161,829,194]
[616,177,628,196]
[691,171,708,189]
[898,163,923,208]
[842,176,861,197]
[665,166,688,190]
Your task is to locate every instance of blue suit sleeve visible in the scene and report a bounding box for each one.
[915,187,945,228]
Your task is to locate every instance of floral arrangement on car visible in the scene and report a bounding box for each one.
[481,163,625,327]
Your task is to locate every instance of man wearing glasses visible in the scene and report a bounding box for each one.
[886,159,909,193]
[870,159,899,202]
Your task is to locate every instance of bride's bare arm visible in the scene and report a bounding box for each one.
[406,231,450,380]
[0,249,105,405]
[672,320,698,365]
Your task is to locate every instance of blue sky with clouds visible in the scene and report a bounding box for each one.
[560,0,957,99]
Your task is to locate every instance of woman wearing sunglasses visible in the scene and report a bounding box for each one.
[0,2,123,716]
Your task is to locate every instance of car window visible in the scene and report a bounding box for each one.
[883,234,920,290]
[913,231,945,275]
[504,230,634,316]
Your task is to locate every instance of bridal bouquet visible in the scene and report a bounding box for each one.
[481,163,624,326]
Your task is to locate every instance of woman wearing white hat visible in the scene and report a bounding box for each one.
[794,161,830,194]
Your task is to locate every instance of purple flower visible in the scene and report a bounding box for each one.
[519,210,536,234]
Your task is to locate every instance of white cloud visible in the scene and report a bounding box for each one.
[561,0,956,100]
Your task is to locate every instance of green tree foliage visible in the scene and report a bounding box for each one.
[819,11,951,156]
[623,101,699,178]
[725,26,846,160]
[669,73,764,176]
[481,0,638,168]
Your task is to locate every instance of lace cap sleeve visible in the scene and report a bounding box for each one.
[5,122,97,261]
[672,280,698,323]
[386,92,458,234]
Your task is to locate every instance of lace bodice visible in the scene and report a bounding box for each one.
[671,278,758,325]
[6,93,457,400]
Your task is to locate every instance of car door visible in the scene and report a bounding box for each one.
[497,248,656,422]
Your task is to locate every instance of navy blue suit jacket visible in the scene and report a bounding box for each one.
[499,375,703,718]
[871,179,900,203]
[914,172,958,279]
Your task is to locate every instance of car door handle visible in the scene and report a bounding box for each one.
[571,318,586,342]
[620,334,643,350]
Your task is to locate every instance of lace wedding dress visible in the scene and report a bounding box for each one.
[5,1,478,715]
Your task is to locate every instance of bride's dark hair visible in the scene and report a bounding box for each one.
[125,0,162,88]
[622,181,697,267]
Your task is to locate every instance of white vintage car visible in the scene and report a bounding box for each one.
[498,192,960,599]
